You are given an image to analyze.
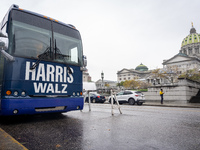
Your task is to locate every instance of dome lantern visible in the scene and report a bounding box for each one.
[190,22,196,34]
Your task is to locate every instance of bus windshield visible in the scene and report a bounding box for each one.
[11,20,51,59]
[8,10,83,66]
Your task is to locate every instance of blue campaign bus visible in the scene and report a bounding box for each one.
[0,4,87,115]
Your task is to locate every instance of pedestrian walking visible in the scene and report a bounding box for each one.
[160,89,164,104]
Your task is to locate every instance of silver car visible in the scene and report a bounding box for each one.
[109,90,145,105]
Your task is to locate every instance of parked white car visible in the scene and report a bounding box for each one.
[109,90,145,105]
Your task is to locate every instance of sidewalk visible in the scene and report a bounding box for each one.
[143,102,200,108]
[0,102,199,150]
[104,99,200,108]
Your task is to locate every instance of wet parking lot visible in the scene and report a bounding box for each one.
[0,104,200,150]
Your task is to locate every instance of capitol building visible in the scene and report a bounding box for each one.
[163,23,200,74]
[117,23,200,84]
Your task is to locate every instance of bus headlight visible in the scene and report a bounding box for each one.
[13,91,18,97]
[21,91,26,97]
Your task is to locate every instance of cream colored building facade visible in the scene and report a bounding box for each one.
[117,68,150,82]
[117,63,151,82]
[83,69,91,82]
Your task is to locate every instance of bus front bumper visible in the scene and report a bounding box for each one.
[0,97,84,116]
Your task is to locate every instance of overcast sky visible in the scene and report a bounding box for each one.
[1,0,200,81]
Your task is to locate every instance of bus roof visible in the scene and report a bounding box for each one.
[3,4,78,31]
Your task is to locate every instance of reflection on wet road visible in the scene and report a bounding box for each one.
[0,104,200,150]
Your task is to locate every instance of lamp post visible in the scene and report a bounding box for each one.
[101,71,104,93]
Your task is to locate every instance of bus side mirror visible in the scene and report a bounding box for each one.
[81,55,87,71]
[83,55,87,67]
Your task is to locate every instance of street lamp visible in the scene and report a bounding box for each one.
[101,71,104,92]
[101,71,104,82]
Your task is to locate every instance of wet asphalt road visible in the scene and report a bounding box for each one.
[0,104,200,150]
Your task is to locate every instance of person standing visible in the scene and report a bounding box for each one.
[160,89,164,104]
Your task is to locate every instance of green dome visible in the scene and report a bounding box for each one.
[135,63,148,71]
[181,26,200,47]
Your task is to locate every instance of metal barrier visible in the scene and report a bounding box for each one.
[110,89,122,115]
[83,89,122,115]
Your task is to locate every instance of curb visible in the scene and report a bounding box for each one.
[104,101,200,108]
[143,103,200,108]
[0,128,28,150]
